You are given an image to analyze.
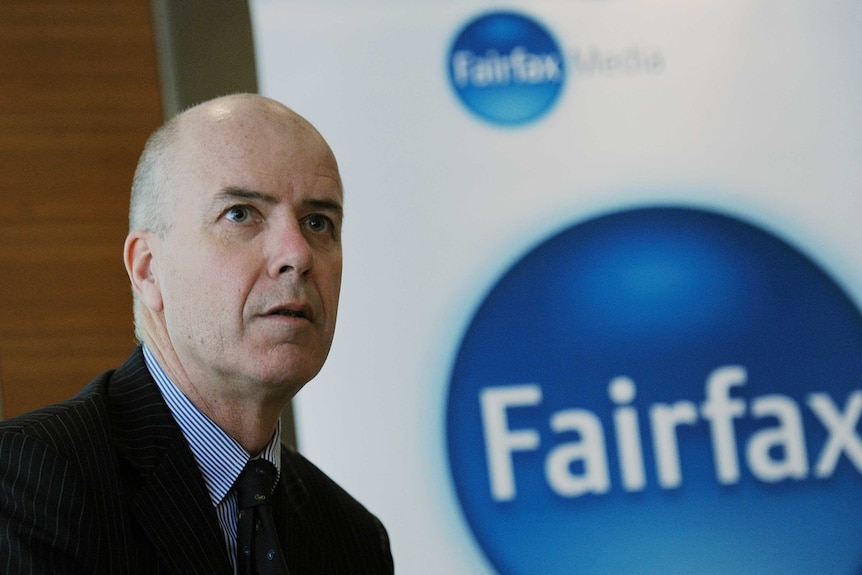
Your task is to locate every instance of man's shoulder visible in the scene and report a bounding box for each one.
[282,446,362,503]
[0,370,114,445]
[281,445,387,528]
[0,346,150,450]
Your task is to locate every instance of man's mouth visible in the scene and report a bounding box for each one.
[265,304,312,321]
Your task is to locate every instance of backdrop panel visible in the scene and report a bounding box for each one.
[251,2,862,572]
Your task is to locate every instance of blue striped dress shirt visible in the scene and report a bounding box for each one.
[143,345,282,574]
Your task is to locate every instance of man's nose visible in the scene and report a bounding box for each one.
[268,222,313,277]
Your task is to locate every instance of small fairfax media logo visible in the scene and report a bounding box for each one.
[447,11,565,126]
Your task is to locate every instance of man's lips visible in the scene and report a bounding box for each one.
[261,303,313,322]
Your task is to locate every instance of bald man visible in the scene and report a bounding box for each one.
[0,95,393,574]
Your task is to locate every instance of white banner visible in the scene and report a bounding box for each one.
[251,2,862,573]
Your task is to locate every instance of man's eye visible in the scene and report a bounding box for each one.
[304,215,332,233]
[225,206,251,223]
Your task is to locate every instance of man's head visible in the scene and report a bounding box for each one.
[124,94,343,402]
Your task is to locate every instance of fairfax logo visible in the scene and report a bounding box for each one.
[447,206,862,574]
[447,11,565,126]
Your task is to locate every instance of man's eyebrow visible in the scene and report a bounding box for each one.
[304,198,344,220]
[212,186,344,218]
[213,186,278,204]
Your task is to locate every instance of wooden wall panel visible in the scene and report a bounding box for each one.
[0,2,163,417]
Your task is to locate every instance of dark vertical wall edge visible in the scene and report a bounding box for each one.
[148,0,297,449]
[149,0,260,119]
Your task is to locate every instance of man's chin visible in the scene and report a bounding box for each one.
[254,358,322,393]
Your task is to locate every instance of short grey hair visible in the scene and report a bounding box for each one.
[128,116,180,340]
[129,116,181,236]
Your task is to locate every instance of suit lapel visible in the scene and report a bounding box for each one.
[131,437,231,574]
[275,446,332,574]
[109,348,232,575]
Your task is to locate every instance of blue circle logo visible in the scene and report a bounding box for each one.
[448,11,565,126]
[447,206,862,574]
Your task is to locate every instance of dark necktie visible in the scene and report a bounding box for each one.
[235,459,290,575]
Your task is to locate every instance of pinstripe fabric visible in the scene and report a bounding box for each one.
[0,347,394,574]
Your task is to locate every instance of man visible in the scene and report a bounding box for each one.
[0,94,394,574]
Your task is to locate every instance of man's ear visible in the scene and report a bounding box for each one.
[124,231,164,312]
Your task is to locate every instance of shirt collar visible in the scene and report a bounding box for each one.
[142,344,283,506]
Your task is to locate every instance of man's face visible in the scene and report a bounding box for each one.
[150,104,343,399]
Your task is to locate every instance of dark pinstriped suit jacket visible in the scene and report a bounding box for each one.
[0,347,394,574]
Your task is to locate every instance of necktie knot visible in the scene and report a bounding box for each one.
[236,459,277,508]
